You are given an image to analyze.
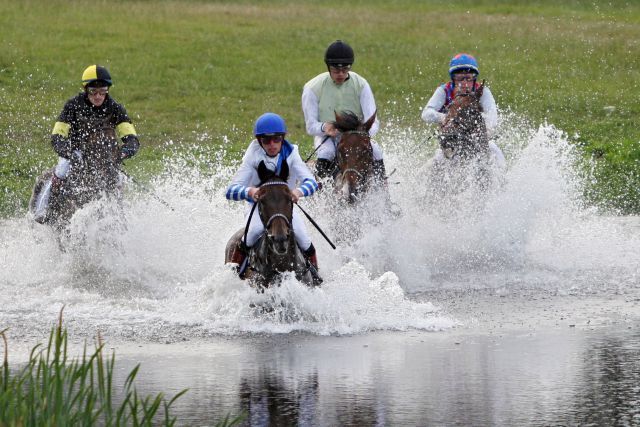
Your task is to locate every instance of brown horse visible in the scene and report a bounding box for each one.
[29,128,123,230]
[427,80,502,202]
[224,161,318,289]
[333,110,376,204]
[439,80,489,161]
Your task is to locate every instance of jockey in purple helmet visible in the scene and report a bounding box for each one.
[421,53,505,168]
[225,113,321,281]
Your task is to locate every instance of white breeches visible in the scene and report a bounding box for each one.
[54,157,71,179]
[314,135,384,161]
[431,141,506,169]
[244,205,311,251]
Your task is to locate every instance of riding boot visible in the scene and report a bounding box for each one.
[315,158,336,180]
[303,243,323,286]
[230,240,249,279]
[43,174,66,220]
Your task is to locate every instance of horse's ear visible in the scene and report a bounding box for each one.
[278,159,290,181]
[364,110,377,132]
[257,160,272,183]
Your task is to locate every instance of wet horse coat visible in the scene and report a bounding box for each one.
[333,110,376,203]
[30,128,123,230]
[439,81,489,161]
[224,161,317,289]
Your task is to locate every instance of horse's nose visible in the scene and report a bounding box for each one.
[273,234,288,244]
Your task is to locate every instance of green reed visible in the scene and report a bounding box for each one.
[0,313,243,426]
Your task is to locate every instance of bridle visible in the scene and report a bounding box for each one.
[336,129,373,185]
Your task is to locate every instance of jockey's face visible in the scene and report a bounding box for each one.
[329,65,351,85]
[258,134,284,157]
[453,72,476,94]
[86,86,109,107]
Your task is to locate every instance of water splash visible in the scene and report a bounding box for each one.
[1,116,638,341]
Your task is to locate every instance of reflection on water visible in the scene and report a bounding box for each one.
[111,324,640,426]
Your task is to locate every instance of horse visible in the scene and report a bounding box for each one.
[224,161,318,290]
[427,80,503,201]
[332,110,377,204]
[29,128,124,231]
[439,80,489,161]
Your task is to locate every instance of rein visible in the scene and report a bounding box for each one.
[242,180,293,247]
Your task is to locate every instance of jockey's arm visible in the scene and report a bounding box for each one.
[225,157,258,201]
[301,87,326,137]
[51,121,74,159]
[291,151,319,200]
[114,105,140,160]
[360,83,380,136]
[421,87,447,125]
[479,87,498,136]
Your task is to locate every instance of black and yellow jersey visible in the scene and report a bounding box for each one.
[51,93,140,160]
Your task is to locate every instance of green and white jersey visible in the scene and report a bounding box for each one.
[302,71,379,138]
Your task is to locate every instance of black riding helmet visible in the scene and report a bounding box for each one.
[324,40,354,67]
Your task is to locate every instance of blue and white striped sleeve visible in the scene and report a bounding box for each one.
[225,184,249,201]
[297,178,318,197]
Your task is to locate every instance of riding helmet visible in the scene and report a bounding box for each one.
[254,113,287,136]
[82,65,113,87]
[324,40,354,67]
[448,53,479,78]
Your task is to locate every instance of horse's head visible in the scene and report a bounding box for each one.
[440,80,488,159]
[256,160,294,257]
[333,110,375,203]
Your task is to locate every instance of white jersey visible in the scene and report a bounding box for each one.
[225,140,318,250]
[421,85,499,136]
[225,140,318,201]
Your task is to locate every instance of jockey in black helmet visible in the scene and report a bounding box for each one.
[302,40,387,183]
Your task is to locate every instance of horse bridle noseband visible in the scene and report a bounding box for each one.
[257,181,292,228]
[336,130,373,184]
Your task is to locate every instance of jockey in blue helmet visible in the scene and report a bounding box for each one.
[421,53,505,168]
[225,113,321,281]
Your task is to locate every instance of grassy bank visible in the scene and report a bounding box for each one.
[1,0,639,215]
[0,315,244,426]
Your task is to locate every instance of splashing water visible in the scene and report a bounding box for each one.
[1,117,638,342]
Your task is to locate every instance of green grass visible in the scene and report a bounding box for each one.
[1,0,639,214]
[0,312,244,426]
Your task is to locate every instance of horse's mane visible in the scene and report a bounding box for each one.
[333,110,361,132]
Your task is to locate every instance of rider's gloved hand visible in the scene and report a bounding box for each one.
[119,146,137,161]
[291,189,303,203]
[120,135,140,161]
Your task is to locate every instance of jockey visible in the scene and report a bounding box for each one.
[421,53,505,168]
[225,113,321,280]
[34,65,140,222]
[302,40,386,181]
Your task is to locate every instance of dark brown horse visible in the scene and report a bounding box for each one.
[333,110,376,203]
[224,161,318,289]
[29,128,123,230]
[439,80,489,161]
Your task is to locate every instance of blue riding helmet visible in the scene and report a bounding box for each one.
[254,112,287,136]
[448,53,479,79]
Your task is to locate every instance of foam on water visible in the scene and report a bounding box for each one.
[1,116,639,341]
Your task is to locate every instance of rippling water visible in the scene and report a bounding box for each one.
[1,117,639,424]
